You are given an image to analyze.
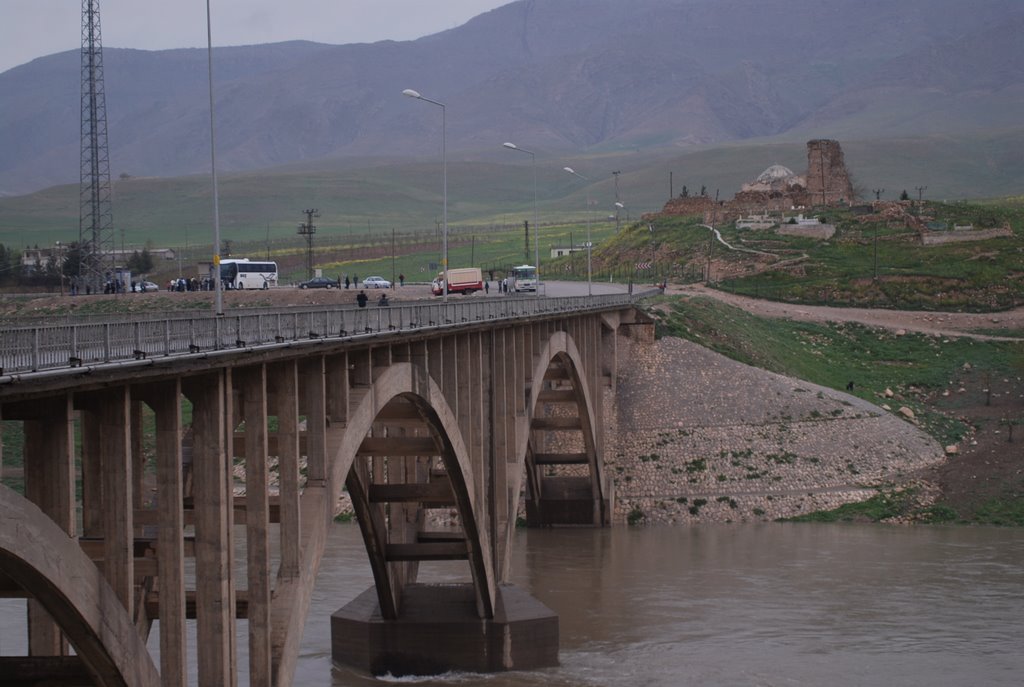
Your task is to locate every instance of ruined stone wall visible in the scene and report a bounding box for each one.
[659,196,717,217]
[921,226,1013,246]
[805,139,855,205]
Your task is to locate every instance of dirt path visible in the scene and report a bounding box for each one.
[670,283,1024,341]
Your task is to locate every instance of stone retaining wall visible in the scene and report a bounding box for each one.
[605,336,945,524]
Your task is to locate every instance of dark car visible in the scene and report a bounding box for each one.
[298,276,338,289]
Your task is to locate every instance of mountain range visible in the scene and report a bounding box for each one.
[1,0,1023,198]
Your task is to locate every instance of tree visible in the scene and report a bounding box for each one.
[127,248,154,274]
[62,242,84,277]
[900,189,910,201]
[679,185,689,198]
[0,244,13,286]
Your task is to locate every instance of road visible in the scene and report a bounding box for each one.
[669,283,1023,341]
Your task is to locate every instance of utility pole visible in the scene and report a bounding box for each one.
[872,188,885,201]
[613,170,621,231]
[669,171,673,200]
[298,208,319,279]
[915,185,928,202]
[523,220,529,263]
[873,225,879,281]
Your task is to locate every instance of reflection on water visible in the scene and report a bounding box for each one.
[2,523,1021,686]
[312,524,1024,687]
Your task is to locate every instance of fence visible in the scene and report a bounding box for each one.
[0,293,652,377]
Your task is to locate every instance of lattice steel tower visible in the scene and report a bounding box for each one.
[79,0,115,292]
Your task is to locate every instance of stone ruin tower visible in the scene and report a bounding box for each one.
[805,139,855,205]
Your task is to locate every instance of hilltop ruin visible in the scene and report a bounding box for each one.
[655,139,856,224]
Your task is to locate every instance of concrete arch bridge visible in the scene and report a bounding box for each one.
[0,295,653,686]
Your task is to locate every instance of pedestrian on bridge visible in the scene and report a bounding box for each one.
[356,290,368,308]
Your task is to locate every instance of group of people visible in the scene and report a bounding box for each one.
[166,277,211,292]
[355,290,389,308]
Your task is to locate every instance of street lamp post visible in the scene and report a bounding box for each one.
[206,0,223,316]
[563,167,592,296]
[403,88,448,303]
[502,142,541,297]
[55,241,64,296]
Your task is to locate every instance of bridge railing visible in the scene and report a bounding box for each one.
[0,293,650,376]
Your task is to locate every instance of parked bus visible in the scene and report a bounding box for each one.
[220,258,278,290]
[511,264,538,292]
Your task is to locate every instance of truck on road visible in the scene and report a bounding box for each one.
[432,267,484,296]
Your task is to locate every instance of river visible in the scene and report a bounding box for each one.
[2,523,1021,685]
[302,523,1024,686]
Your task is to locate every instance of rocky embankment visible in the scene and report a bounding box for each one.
[607,336,945,524]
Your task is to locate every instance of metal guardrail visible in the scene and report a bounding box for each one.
[0,293,650,377]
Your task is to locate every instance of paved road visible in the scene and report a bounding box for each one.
[538,280,630,298]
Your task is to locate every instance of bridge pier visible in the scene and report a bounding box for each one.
[331,583,558,676]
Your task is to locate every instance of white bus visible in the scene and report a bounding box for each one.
[511,264,538,292]
[220,258,278,290]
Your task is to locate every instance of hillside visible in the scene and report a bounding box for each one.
[2,0,1023,196]
[636,293,1023,524]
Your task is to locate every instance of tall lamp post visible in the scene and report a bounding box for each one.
[206,0,223,316]
[403,88,448,303]
[563,167,592,296]
[502,142,541,297]
[55,241,64,296]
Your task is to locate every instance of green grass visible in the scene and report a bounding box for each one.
[971,498,1024,527]
[784,489,922,523]
[709,200,1024,311]
[6,129,1024,259]
[786,493,1024,526]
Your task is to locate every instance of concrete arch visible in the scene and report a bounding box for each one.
[508,329,606,551]
[0,485,160,687]
[327,362,496,619]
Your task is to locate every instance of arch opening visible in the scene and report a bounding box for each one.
[517,333,608,533]
[328,364,494,623]
[0,484,160,687]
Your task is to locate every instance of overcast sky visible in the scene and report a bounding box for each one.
[0,0,513,74]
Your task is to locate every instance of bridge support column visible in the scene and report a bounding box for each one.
[21,396,75,656]
[185,372,237,687]
[331,584,557,676]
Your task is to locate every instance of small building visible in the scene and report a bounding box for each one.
[550,245,586,258]
[783,214,825,226]
[735,214,777,230]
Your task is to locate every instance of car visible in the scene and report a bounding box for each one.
[298,276,338,289]
[134,281,159,292]
[362,276,391,289]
